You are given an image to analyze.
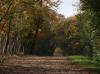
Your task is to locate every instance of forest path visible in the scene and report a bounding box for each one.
[0,56,93,74]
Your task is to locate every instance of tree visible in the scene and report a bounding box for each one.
[80,0,100,61]
[0,0,61,55]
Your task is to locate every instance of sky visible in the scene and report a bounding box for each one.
[57,0,80,17]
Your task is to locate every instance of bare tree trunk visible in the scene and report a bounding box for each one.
[4,16,12,55]
[0,0,13,55]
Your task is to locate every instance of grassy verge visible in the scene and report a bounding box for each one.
[69,55,100,71]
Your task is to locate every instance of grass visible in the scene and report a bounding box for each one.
[69,55,100,71]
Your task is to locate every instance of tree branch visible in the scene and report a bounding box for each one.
[0,0,13,24]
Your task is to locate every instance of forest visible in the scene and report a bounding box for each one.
[0,0,100,72]
[0,0,100,74]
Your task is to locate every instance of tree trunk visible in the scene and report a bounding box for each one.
[4,16,12,55]
[32,0,43,54]
[31,18,40,54]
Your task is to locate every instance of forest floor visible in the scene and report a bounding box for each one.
[0,55,99,74]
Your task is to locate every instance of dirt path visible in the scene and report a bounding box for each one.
[0,56,93,74]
